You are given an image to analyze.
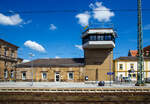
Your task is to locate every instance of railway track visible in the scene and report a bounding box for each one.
[0,87,150,93]
[0,87,150,104]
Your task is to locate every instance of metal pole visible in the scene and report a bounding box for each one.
[109,51,112,86]
[29,53,34,86]
[31,59,33,86]
[136,0,144,86]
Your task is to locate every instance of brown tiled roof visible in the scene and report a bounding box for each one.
[128,50,138,57]
[144,45,150,51]
[0,39,19,48]
[128,45,150,57]
[115,56,150,61]
[17,58,85,68]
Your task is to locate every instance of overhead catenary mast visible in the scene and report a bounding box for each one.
[135,0,145,86]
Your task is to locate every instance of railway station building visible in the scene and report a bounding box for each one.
[16,28,117,82]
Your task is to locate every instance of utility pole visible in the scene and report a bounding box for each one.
[29,53,34,86]
[135,0,145,86]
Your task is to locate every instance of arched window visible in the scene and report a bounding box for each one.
[11,70,14,78]
[4,69,8,78]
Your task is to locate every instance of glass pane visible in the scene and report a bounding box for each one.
[69,72,73,79]
[105,35,112,40]
[43,73,47,79]
[93,36,96,40]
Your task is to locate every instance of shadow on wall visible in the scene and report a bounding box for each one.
[84,48,113,65]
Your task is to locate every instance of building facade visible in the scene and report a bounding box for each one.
[0,39,22,81]
[16,58,85,82]
[114,57,150,81]
[16,28,117,82]
[128,45,150,57]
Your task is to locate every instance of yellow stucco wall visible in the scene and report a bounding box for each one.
[16,67,85,82]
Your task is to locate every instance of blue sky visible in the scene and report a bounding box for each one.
[0,0,150,61]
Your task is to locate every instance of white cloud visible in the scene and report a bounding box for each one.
[75,45,83,51]
[24,40,46,52]
[0,13,23,25]
[49,24,57,30]
[22,59,30,63]
[90,2,115,22]
[76,12,90,27]
[143,24,150,30]
[23,20,32,25]
[55,56,61,59]
[19,20,32,28]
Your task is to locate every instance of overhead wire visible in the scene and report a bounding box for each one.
[1,9,150,14]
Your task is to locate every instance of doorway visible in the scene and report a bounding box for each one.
[55,72,60,82]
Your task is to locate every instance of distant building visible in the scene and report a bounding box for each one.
[16,28,117,82]
[128,50,138,57]
[0,39,23,81]
[128,45,150,57]
[114,57,150,81]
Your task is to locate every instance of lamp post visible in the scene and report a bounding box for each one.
[29,53,35,86]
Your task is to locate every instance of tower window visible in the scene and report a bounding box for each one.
[105,35,112,40]
[97,35,104,41]
[90,35,96,41]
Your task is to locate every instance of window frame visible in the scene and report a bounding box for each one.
[22,72,26,80]
[11,50,15,58]
[68,72,74,80]
[4,69,8,79]
[42,72,47,80]
[10,70,14,78]
[119,64,123,70]
[130,64,134,69]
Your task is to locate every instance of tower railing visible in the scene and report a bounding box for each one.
[81,23,115,33]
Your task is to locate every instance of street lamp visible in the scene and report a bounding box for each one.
[29,53,35,86]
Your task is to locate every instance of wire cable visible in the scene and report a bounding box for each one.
[2,9,150,14]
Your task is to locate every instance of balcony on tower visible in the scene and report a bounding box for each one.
[82,28,117,49]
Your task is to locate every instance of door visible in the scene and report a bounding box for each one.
[55,72,60,82]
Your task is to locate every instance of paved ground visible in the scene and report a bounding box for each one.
[0,82,150,88]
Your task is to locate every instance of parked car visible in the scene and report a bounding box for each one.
[98,81,105,86]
